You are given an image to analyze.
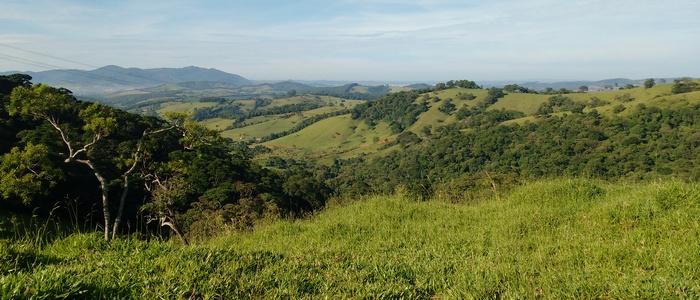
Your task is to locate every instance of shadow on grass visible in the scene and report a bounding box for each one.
[0,245,63,275]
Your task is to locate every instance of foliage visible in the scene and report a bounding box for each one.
[537,95,585,115]
[351,91,427,133]
[435,80,481,90]
[671,78,699,94]
[479,88,505,109]
[456,92,476,100]
[503,84,538,94]
[644,78,655,88]
[438,99,456,114]
[587,96,609,108]
[0,144,62,205]
[332,104,700,197]
[0,77,331,241]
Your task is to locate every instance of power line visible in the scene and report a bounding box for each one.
[0,43,168,84]
[0,53,138,86]
[0,43,99,69]
[0,53,64,70]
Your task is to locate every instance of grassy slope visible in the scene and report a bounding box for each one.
[199,118,234,130]
[2,179,699,298]
[409,88,487,133]
[222,115,305,140]
[221,103,360,140]
[157,101,217,114]
[263,114,394,162]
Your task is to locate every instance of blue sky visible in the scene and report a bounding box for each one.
[0,0,698,81]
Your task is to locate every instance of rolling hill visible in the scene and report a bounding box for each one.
[247,80,700,162]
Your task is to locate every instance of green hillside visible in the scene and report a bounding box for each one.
[219,97,364,141]
[3,179,698,298]
[136,81,698,162]
[263,114,395,161]
[252,81,700,162]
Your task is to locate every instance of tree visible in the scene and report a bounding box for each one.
[9,85,117,240]
[644,79,655,89]
[0,143,62,205]
[7,84,178,241]
[671,78,699,94]
[141,173,190,245]
[579,85,589,93]
[439,99,456,114]
[456,92,476,100]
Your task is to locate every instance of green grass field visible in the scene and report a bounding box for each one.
[2,178,698,298]
[199,117,234,131]
[157,101,218,114]
[263,114,395,162]
[222,114,305,140]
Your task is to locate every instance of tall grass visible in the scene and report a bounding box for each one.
[1,178,699,299]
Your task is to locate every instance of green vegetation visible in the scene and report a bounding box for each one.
[332,103,700,196]
[264,115,394,162]
[672,78,700,94]
[3,73,700,298]
[351,91,428,133]
[2,179,699,298]
[0,75,331,243]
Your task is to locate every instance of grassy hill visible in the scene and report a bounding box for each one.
[263,114,395,162]
[3,178,698,298]
[252,82,700,162]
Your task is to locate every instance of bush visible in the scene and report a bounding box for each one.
[613,104,626,113]
[671,79,699,94]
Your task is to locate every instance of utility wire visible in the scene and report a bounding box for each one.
[0,43,167,85]
[0,53,137,86]
[0,43,99,69]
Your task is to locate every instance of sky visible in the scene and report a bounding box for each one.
[0,0,698,81]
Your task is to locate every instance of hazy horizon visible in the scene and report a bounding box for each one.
[1,0,699,81]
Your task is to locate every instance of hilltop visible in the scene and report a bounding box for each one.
[3,179,698,298]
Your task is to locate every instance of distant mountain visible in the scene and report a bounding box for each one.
[0,65,251,95]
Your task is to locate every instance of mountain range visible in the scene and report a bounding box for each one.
[0,65,251,95]
[1,65,688,96]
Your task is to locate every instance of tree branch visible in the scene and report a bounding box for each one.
[45,116,74,157]
[71,133,101,159]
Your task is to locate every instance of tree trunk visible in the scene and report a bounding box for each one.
[77,159,111,241]
[112,175,129,240]
[162,217,188,245]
